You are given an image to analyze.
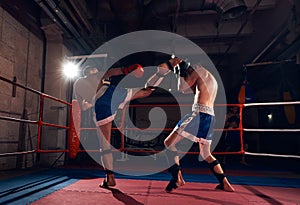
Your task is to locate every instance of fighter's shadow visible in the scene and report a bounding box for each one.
[103,187,144,205]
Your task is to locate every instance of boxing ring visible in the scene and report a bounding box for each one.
[0,75,72,159]
[74,101,300,159]
[0,74,300,204]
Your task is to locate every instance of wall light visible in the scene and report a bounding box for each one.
[62,61,79,79]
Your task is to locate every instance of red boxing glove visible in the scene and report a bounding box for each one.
[121,64,143,75]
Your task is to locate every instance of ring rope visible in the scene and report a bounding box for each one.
[243,128,300,132]
[242,100,300,159]
[243,101,300,107]
[244,152,300,159]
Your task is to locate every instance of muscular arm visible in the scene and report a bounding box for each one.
[74,91,84,110]
[73,79,93,111]
[145,58,182,87]
[145,66,169,87]
[103,64,144,79]
[103,67,123,79]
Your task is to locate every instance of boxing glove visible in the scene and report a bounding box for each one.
[121,64,143,75]
[179,61,190,77]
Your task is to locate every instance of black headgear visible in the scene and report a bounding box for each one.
[178,61,191,77]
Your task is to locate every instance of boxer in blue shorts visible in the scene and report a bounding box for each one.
[95,84,134,126]
[174,104,216,144]
[95,61,180,188]
[94,64,152,188]
[163,58,235,192]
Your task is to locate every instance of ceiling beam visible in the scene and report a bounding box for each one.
[177,17,253,38]
[230,0,292,68]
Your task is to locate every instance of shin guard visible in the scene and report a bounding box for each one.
[104,169,114,175]
[165,149,181,192]
[165,164,180,192]
[208,160,225,189]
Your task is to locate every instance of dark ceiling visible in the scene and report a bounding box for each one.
[1,0,300,100]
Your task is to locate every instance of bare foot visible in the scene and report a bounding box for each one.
[165,170,185,193]
[106,173,116,186]
[100,173,116,188]
[221,178,235,192]
[176,170,185,187]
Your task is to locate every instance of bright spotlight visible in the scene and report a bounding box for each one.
[62,62,79,79]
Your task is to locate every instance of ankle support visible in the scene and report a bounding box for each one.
[168,164,181,178]
[165,164,181,192]
[104,169,114,175]
[208,160,225,184]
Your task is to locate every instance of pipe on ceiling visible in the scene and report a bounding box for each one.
[34,0,92,53]
[148,0,247,20]
[203,0,247,20]
[69,0,94,34]
[107,0,247,33]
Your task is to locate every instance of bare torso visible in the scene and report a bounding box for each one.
[179,65,217,108]
[194,66,217,107]
[141,58,218,108]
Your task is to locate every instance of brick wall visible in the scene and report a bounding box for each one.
[0,7,43,170]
